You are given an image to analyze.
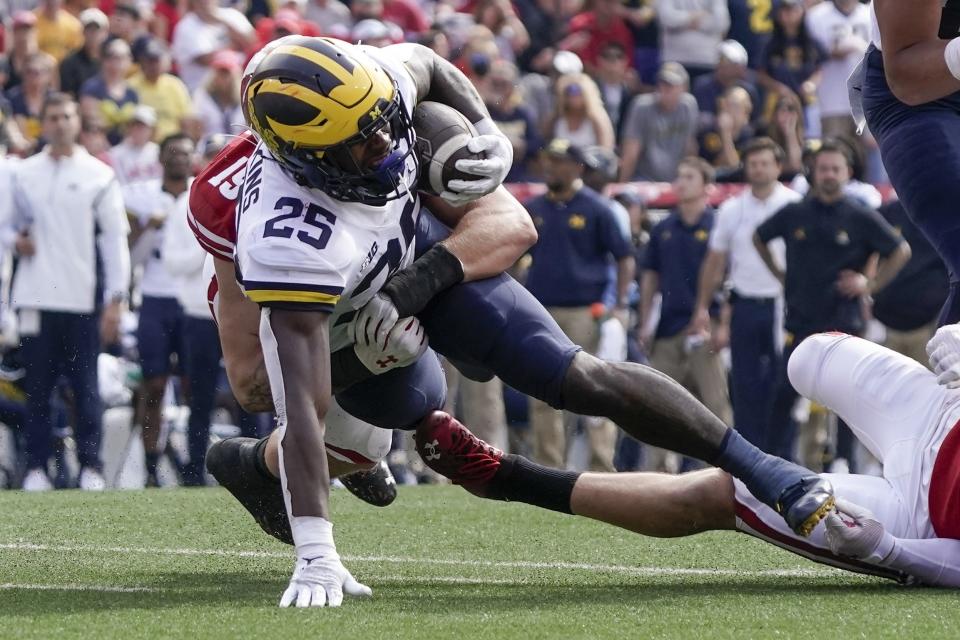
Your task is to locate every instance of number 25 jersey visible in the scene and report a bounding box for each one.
[233,143,421,352]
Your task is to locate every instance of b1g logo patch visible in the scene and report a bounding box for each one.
[835,230,850,245]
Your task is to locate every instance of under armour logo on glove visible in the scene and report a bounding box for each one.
[376,355,399,369]
[353,316,429,375]
[423,439,441,461]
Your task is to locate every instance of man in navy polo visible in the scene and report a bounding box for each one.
[753,140,911,466]
[524,138,635,471]
[638,156,733,472]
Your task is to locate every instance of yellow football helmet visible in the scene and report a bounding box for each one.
[242,36,417,203]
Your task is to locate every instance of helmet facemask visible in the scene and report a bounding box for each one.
[275,89,419,205]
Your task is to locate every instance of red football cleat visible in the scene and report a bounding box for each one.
[414,411,503,496]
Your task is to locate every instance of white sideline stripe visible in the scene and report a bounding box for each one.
[0,582,160,593]
[0,542,843,579]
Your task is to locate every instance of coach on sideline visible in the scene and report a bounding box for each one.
[753,140,909,467]
[692,138,801,449]
[523,138,635,471]
[5,92,130,491]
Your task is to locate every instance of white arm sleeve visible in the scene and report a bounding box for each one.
[94,178,132,302]
[880,537,960,588]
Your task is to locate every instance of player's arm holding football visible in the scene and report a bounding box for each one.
[875,0,960,105]
[396,43,514,205]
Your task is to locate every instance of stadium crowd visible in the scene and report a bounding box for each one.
[0,0,943,490]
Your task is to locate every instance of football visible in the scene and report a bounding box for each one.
[412,101,486,196]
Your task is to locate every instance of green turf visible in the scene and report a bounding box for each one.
[0,486,956,639]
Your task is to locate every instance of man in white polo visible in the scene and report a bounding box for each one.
[691,137,800,449]
[6,92,130,491]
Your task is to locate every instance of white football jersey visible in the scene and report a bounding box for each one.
[234,144,420,351]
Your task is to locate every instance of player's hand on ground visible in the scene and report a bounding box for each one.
[926,325,960,389]
[354,316,428,374]
[280,554,372,608]
[824,498,893,561]
[355,292,400,349]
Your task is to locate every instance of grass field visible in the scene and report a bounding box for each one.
[0,486,957,640]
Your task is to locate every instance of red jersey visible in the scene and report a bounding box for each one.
[188,131,258,263]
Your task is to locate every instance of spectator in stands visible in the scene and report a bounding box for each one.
[726,0,773,68]
[561,0,633,73]
[697,85,754,170]
[8,93,130,492]
[594,41,639,141]
[473,0,529,63]
[110,3,152,62]
[804,0,869,141]
[454,25,501,85]
[693,137,800,448]
[524,139,634,471]
[108,104,160,184]
[515,0,575,74]
[60,8,108,97]
[873,199,949,365]
[655,0,729,82]
[638,156,731,471]
[548,73,615,150]
[304,0,352,37]
[520,50,583,139]
[151,0,182,43]
[350,0,428,37]
[171,0,255,93]
[480,59,541,181]
[254,1,322,48]
[581,145,631,235]
[192,50,243,137]
[8,52,55,151]
[351,18,398,48]
[161,134,220,486]
[34,0,82,62]
[621,0,659,86]
[753,141,910,464]
[80,38,139,145]
[129,39,193,142]
[123,132,191,487]
[619,61,698,182]
[762,92,805,178]
[6,11,39,90]
[692,39,759,130]
[78,117,110,161]
[417,29,451,59]
[758,0,824,122]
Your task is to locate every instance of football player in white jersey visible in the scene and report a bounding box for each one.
[220,36,839,608]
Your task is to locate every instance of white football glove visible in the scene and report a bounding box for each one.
[281,517,372,608]
[280,554,372,608]
[927,324,960,389]
[441,118,513,206]
[355,292,400,349]
[354,316,428,374]
[823,498,895,561]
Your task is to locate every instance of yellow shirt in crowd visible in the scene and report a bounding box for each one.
[129,71,194,141]
[34,9,83,62]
